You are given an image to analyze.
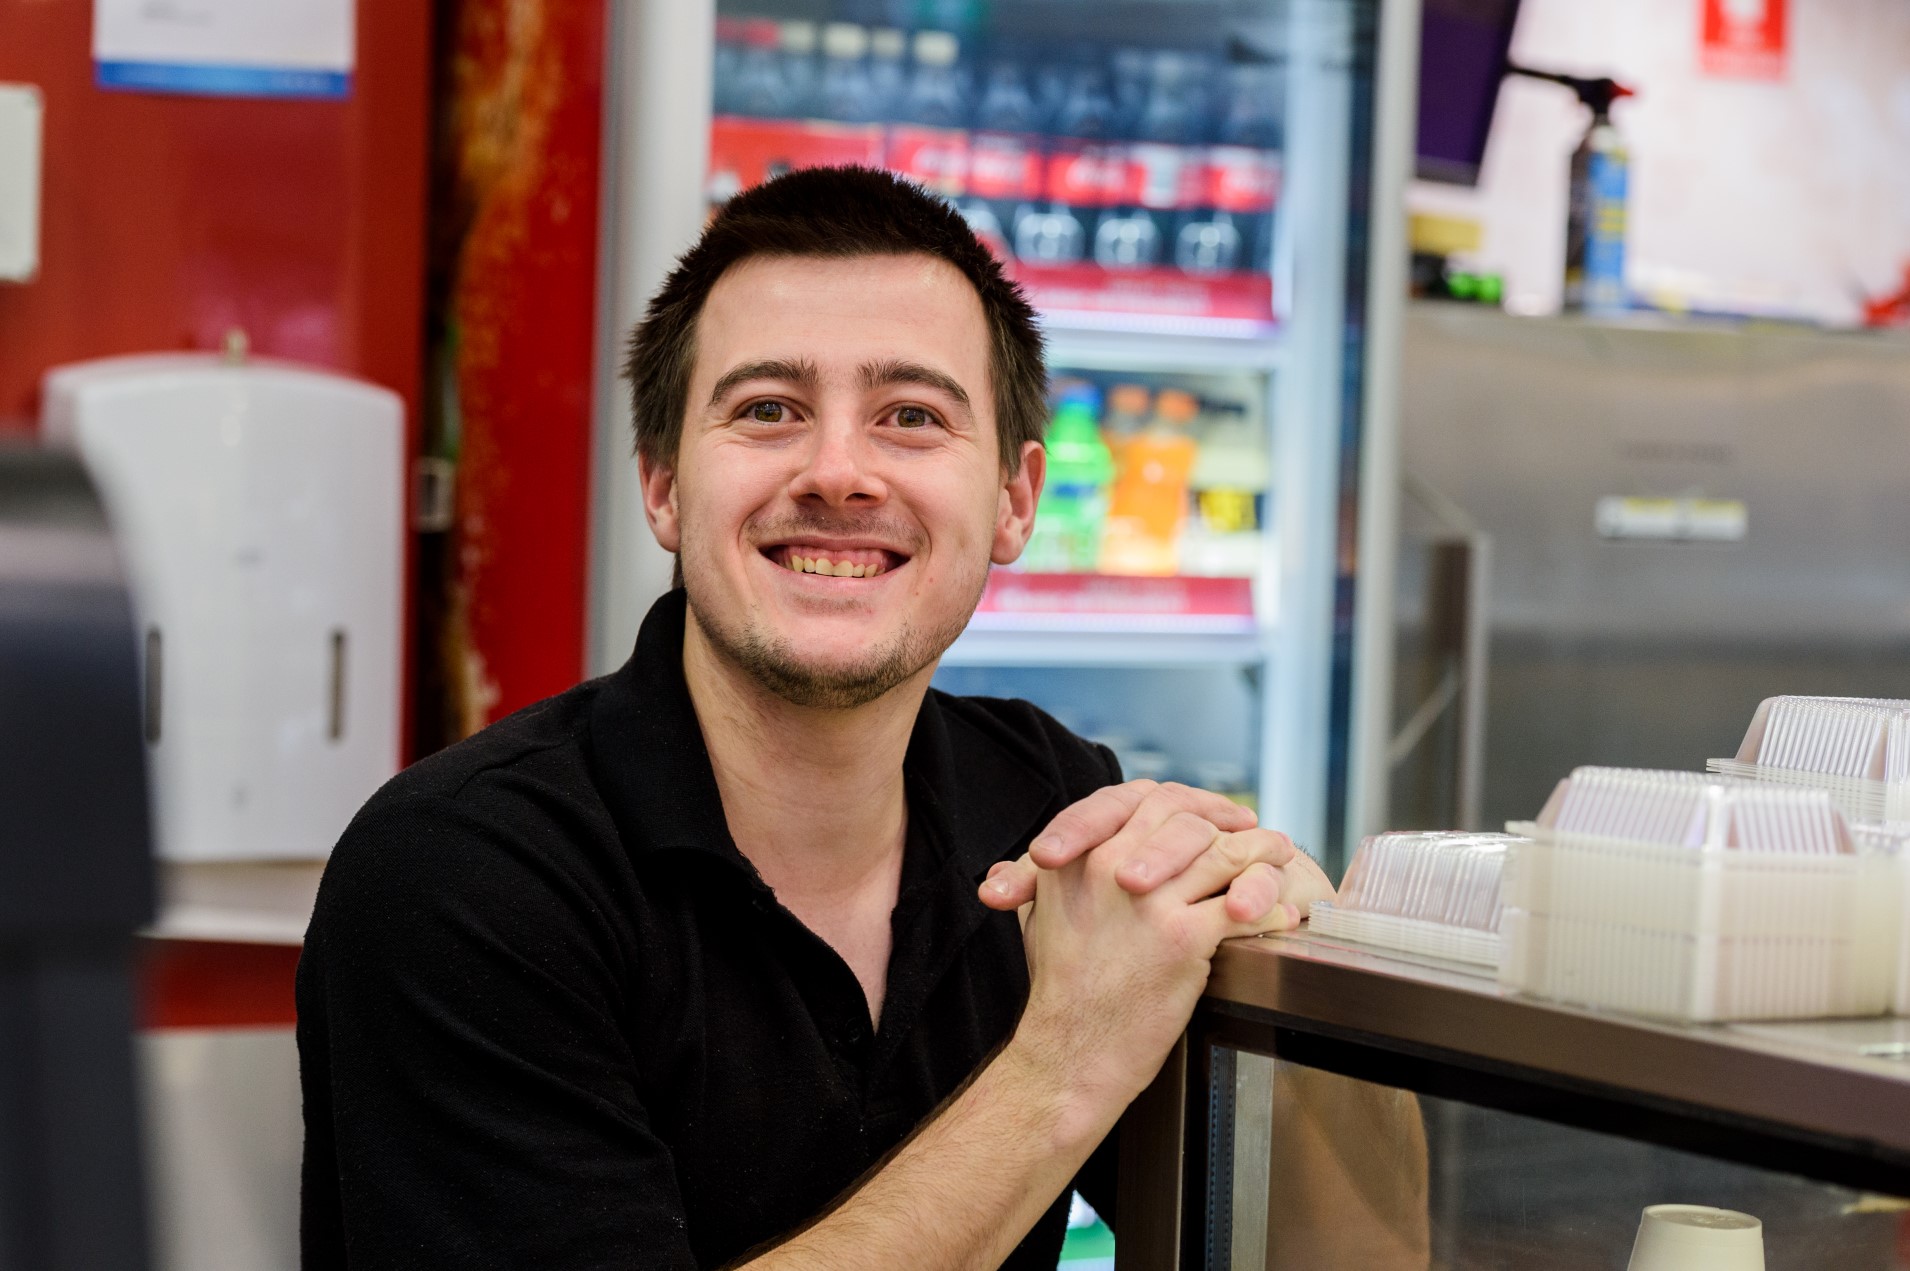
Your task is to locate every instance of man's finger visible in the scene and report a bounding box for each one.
[1153,827,1298,906]
[1223,861,1285,924]
[979,855,1036,910]
[1028,781,1255,870]
[1183,885,1301,958]
[1117,819,1295,896]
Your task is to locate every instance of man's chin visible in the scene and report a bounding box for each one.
[736,642,929,710]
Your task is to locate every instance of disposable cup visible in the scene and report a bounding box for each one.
[1626,1204,1763,1271]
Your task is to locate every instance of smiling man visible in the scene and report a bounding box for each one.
[297,167,1331,1270]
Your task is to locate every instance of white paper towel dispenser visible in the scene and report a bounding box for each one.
[41,353,403,861]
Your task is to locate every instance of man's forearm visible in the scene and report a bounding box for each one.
[739,1037,1110,1271]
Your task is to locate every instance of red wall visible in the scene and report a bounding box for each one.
[418,0,604,744]
[0,1,432,431]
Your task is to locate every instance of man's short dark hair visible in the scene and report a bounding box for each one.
[623,166,1047,473]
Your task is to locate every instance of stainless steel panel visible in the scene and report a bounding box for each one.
[1396,305,1910,827]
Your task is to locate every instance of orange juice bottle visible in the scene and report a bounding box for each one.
[1101,387,1199,575]
[1101,383,1152,468]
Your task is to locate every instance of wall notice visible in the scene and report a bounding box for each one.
[1700,0,1787,81]
[93,0,354,99]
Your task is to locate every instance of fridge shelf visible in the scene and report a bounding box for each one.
[942,626,1267,668]
[950,574,1264,662]
[1043,324,1285,373]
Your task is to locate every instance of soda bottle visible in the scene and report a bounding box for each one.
[819,24,880,124]
[1109,48,1151,139]
[1101,382,1152,470]
[866,27,908,119]
[777,21,821,120]
[901,30,965,127]
[965,54,1046,260]
[1024,65,1119,265]
[1102,387,1199,576]
[1098,52,1203,270]
[1183,62,1283,275]
[730,19,790,120]
[1022,385,1115,574]
[889,31,970,203]
[1183,400,1270,577]
[713,17,748,118]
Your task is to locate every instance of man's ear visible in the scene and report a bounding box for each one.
[638,450,681,553]
[991,440,1046,565]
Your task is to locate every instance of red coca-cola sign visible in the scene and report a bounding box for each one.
[1044,143,1125,208]
[886,126,969,197]
[967,133,1043,201]
[1126,143,1207,211]
[1206,147,1281,214]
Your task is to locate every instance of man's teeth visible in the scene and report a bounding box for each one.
[784,554,886,578]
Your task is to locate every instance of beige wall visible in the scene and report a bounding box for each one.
[1412,0,1910,323]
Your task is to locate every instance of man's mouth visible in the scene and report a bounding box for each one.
[764,544,906,579]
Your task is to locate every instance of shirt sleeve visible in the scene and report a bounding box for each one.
[297,793,698,1271]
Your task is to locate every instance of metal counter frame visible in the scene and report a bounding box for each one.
[1113,931,1910,1270]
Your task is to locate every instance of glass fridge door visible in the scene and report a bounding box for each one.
[691,0,1399,859]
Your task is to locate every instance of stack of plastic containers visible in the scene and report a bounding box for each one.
[1708,695,1910,822]
[1498,767,1903,1022]
[1308,831,1521,968]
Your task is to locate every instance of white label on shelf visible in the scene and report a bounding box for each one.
[1595,496,1747,543]
[93,0,354,99]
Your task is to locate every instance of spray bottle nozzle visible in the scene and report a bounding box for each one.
[1506,63,1636,119]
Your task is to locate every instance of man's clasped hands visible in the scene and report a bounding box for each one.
[976,781,1336,1111]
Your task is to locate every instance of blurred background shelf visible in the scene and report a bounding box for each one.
[145,862,323,948]
[943,626,1268,667]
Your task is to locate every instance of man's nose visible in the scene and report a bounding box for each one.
[789,414,887,507]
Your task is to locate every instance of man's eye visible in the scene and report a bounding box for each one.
[895,406,935,429]
[747,401,786,423]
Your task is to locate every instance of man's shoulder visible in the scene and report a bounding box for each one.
[329,676,619,881]
[366,677,605,812]
[308,675,631,953]
[928,689,1122,797]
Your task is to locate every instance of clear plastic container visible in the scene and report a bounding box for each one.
[1708,695,1910,822]
[1499,767,1902,1023]
[1308,831,1521,968]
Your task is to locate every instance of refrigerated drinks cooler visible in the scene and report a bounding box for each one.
[591,0,1419,864]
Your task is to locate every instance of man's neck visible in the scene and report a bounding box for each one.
[680,609,925,906]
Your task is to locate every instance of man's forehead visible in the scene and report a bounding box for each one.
[694,253,991,378]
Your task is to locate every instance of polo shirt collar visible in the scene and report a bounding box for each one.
[585,590,1058,884]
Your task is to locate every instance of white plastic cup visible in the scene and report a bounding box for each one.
[1627,1204,1764,1271]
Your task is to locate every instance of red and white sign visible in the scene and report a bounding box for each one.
[707,116,884,197]
[1008,260,1273,329]
[972,572,1256,632]
[1701,0,1786,80]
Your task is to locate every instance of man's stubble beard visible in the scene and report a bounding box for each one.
[679,531,990,711]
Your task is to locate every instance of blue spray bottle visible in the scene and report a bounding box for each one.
[1510,66,1636,316]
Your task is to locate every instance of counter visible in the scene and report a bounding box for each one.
[1117,931,1910,1269]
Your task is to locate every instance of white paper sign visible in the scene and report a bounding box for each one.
[94,0,354,99]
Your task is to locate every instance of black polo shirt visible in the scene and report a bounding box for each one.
[297,589,1123,1269]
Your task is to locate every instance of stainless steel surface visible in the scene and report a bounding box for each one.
[1227,1052,1275,1270]
[1389,496,1491,830]
[1206,931,1910,1156]
[1398,304,1910,828]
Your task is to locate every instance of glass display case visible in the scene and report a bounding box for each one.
[592,0,1421,862]
[1117,933,1910,1269]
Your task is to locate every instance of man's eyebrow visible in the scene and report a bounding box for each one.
[858,358,974,421]
[706,358,821,407]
